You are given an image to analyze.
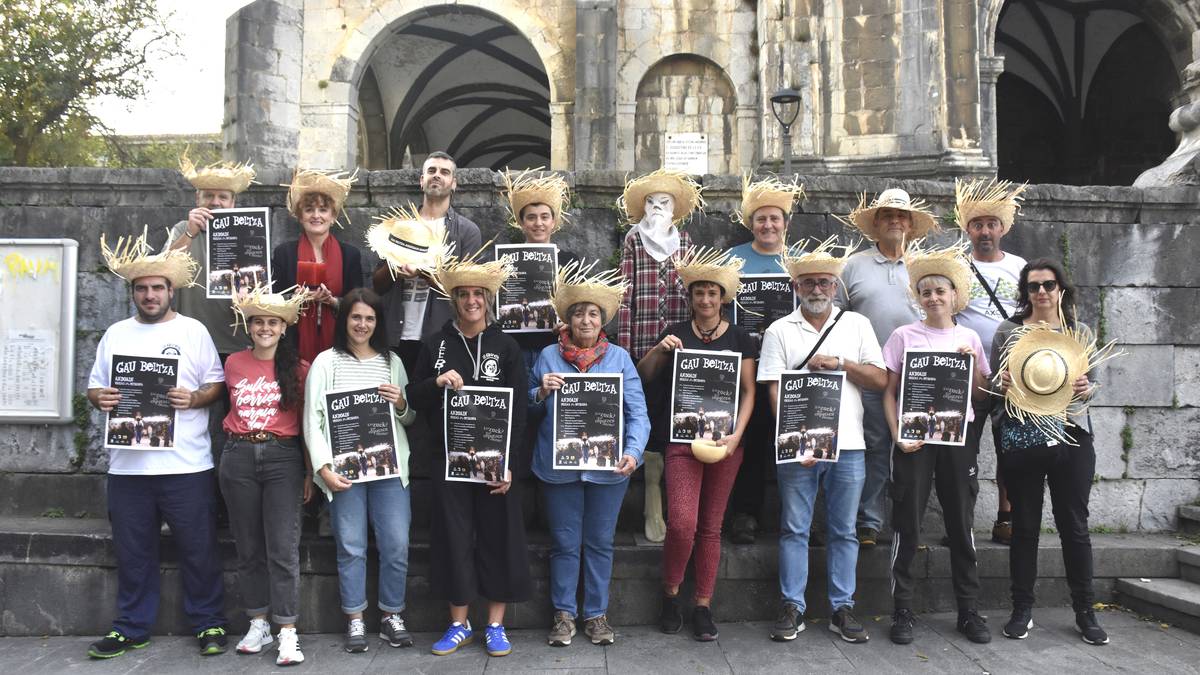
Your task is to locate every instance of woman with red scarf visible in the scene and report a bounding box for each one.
[272,169,364,362]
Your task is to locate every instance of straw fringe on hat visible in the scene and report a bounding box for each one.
[366,204,451,276]
[903,237,974,314]
[673,246,744,299]
[954,178,1028,235]
[101,226,200,289]
[780,235,858,279]
[551,260,628,325]
[284,168,357,223]
[618,169,704,225]
[734,175,806,229]
[231,285,310,334]
[503,167,571,232]
[179,149,256,194]
[430,242,515,299]
[844,188,939,242]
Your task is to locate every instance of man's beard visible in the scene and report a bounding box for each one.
[800,295,831,315]
[136,300,171,323]
[423,183,452,199]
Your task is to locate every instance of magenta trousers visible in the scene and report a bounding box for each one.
[662,442,744,600]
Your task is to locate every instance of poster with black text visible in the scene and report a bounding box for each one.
[444,386,513,483]
[552,373,623,471]
[495,243,558,332]
[205,207,272,299]
[669,348,741,443]
[105,354,179,450]
[324,387,400,483]
[774,370,843,463]
[731,273,795,347]
[897,349,974,446]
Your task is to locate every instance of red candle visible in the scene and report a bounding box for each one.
[296,261,326,288]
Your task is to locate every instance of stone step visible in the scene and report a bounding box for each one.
[1179,505,1200,535]
[1179,547,1200,584]
[0,515,1185,637]
[1114,577,1200,634]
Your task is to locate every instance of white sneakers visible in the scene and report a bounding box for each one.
[236,618,304,666]
[275,627,304,666]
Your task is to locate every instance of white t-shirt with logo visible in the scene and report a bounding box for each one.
[88,314,225,475]
[957,252,1027,356]
[399,216,445,341]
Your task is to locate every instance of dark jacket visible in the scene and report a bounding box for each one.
[407,320,530,478]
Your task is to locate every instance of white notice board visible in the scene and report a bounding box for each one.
[0,239,78,423]
[664,133,708,176]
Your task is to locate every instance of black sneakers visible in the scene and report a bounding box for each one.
[196,626,228,655]
[691,606,719,642]
[87,630,149,659]
[770,603,804,642]
[890,608,916,645]
[957,609,992,644]
[828,607,869,643]
[1075,609,1110,645]
[659,594,683,634]
[1003,607,1033,639]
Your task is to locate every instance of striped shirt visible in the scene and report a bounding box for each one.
[330,350,393,390]
[616,229,693,361]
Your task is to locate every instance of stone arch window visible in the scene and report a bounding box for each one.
[634,55,739,174]
[993,0,1182,185]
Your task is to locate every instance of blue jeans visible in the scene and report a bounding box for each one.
[542,479,629,618]
[328,478,412,614]
[857,391,891,531]
[777,450,865,614]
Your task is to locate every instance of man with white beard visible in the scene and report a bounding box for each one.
[616,169,703,543]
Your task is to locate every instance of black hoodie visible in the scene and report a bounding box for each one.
[407,319,530,477]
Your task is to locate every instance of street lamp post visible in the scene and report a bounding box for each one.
[770,87,801,176]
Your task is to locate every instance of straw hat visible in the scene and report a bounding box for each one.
[430,244,515,298]
[101,226,200,288]
[366,204,450,274]
[779,235,857,279]
[673,247,743,299]
[734,175,806,229]
[284,168,356,221]
[232,285,309,333]
[179,150,256,194]
[550,260,628,324]
[503,167,571,232]
[619,169,704,225]
[903,238,973,314]
[691,439,728,464]
[954,178,1028,235]
[846,188,939,242]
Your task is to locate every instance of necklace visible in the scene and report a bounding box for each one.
[694,319,721,343]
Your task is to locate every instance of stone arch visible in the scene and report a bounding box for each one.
[632,54,740,174]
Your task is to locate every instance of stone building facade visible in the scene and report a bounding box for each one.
[224,0,1200,185]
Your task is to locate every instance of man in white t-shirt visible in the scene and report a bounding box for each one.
[952,179,1029,545]
[85,234,228,659]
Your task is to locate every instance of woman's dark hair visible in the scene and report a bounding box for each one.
[273,329,304,410]
[333,287,391,360]
[1011,258,1077,326]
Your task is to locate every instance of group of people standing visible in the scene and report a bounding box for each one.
[82,150,1113,667]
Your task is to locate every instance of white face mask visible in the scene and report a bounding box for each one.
[635,192,680,262]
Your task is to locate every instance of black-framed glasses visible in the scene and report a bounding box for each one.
[798,278,835,291]
[1026,280,1059,294]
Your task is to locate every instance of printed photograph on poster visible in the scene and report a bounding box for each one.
[774,370,844,464]
[495,243,558,332]
[324,387,400,483]
[444,386,513,483]
[669,348,741,443]
[897,349,974,446]
[731,273,796,347]
[105,354,179,450]
[205,207,272,299]
[552,373,623,471]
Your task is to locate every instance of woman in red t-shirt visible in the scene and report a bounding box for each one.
[220,289,312,666]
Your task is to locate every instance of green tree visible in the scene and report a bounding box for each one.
[0,0,175,166]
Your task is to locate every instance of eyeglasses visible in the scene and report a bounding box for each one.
[798,278,835,291]
[1026,280,1059,294]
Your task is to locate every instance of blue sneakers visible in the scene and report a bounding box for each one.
[431,622,473,656]
[484,623,512,656]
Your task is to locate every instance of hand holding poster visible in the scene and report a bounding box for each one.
[206,207,272,299]
[775,370,843,463]
[495,243,558,333]
[897,349,974,446]
[105,354,179,449]
[324,387,400,483]
[670,348,741,443]
[444,386,513,483]
[732,273,796,347]
[552,373,623,471]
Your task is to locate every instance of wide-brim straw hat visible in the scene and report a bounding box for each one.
[780,235,857,279]
[619,169,704,225]
[735,175,805,229]
[903,237,973,314]
[847,188,939,242]
[551,260,628,324]
[284,168,356,221]
[232,285,309,333]
[504,167,571,232]
[179,149,256,194]
[955,178,1028,235]
[366,204,450,273]
[691,439,728,463]
[101,226,200,288]
[431,244,514,298]
[673,247,744,299]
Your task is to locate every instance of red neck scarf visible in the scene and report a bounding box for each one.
[297,235,343,363]
[559,330,609,373]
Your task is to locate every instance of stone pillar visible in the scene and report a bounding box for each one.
[978,54,1004,170]
[1134,30,1200,186]
[574,0,618,170]
[223,0,303,168]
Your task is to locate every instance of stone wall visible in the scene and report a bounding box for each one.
[1,167,1197,531]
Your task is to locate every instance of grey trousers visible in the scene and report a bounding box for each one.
[218,437,305,624]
